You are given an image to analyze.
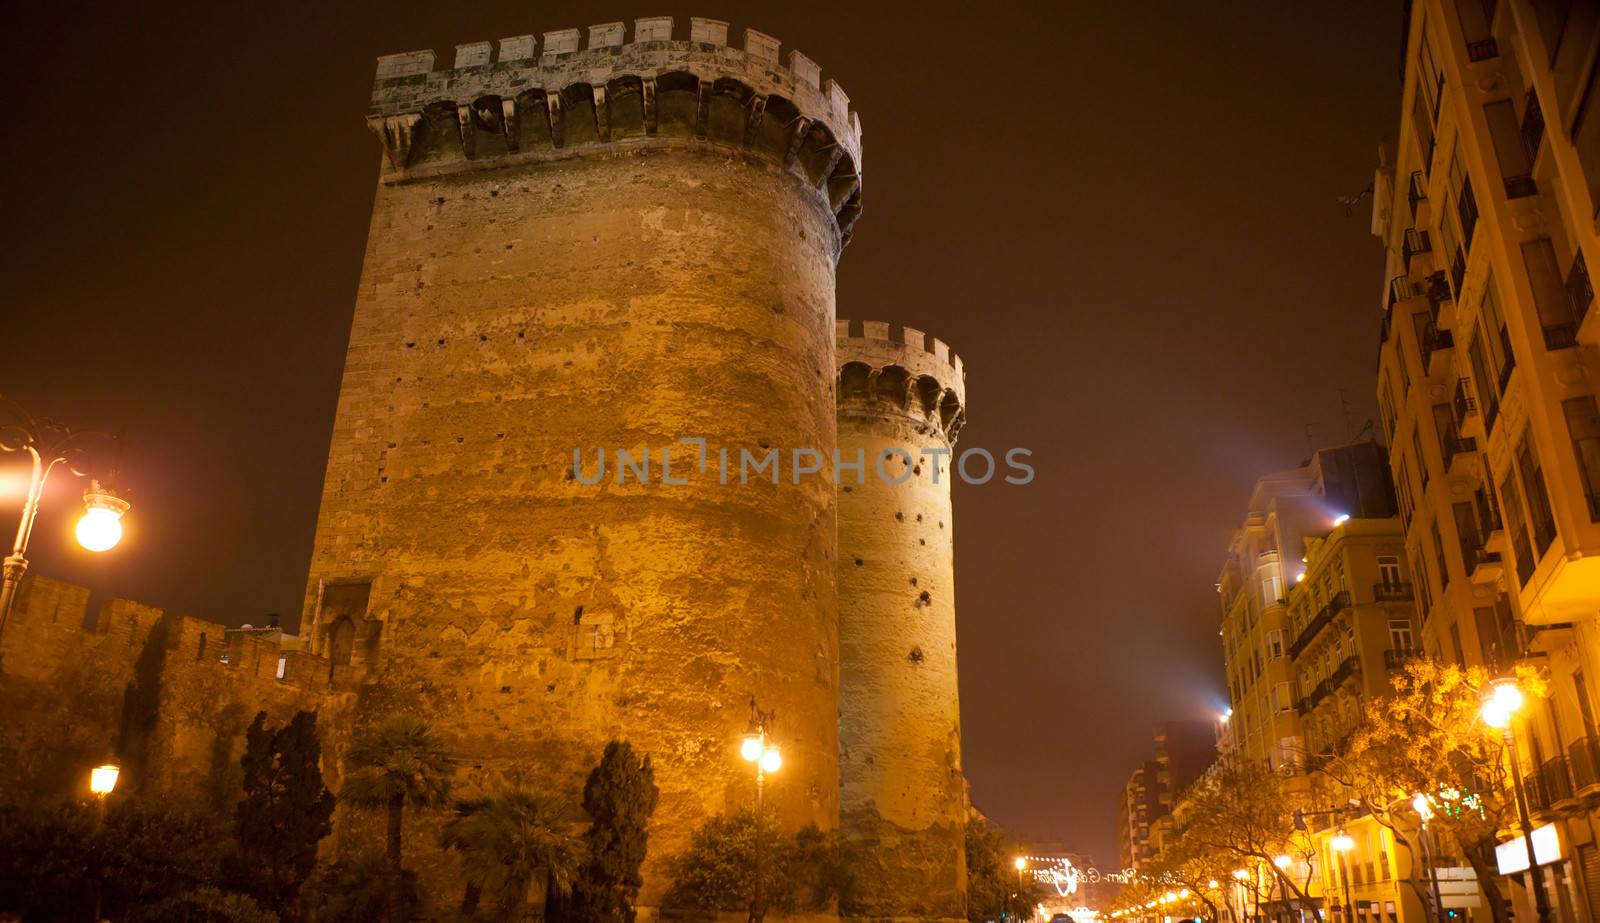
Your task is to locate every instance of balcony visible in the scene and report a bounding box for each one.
[1299,655,1363,714]
[1523,90,1546,165]
[1404,228,1432,274]
[1545,322,1578,350]
[1422,323,1454,376]
[1505,175,1539,199]
[1451,250,1468,299]
[1289,590,1352,659]
[1454,377,1483,438]
[1383,648,1419,670]
[1467,38,1499,61]
[1470,547,1504,585]
[1570,250,1594,330]
[1570,738,1600,795]
[1444,433,1477,470]
[1408,170,1429,223]
[1533,756,1575,814]
[1373,581,1413,602]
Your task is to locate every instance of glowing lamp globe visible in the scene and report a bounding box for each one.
[76,490,129,552]
[1330,830,1355,852]
[1412,793,1434,821]
[759,746,781,773]
[740,733,763,763]
[90,763,120,795]
[1233,869,1249,881]
[1208,880,1220,889]
[1274,854,1291,868]
[1014,856,1027,871]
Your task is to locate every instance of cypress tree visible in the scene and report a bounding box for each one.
[562,740,660,922]
[234,710,336,917]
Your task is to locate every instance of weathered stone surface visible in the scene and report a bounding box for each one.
[305,22,857,911]
[836,321,967,921]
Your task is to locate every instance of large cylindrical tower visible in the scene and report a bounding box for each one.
[835,320,968,921]
[302,17,862,908]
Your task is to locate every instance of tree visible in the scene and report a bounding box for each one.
[0,798,234,922]
[661,807,846,916]
[233,710,336,918]
[561,740,660,922]
[963,819,1048,922]
[301,853,420,923]
[1178,757,1324,923]
[340,715,453,922]
[441,789,584,922]
[1329,658,1541,923]
[125,887,280,923]
[116,613,173,793]
[1148,835,1238,923]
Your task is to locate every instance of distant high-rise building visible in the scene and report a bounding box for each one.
[1116,721,1216,870]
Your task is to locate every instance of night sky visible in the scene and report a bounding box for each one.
[0,1,1400,863]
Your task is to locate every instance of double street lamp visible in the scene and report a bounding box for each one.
[742,700,781,923]
[1481,677,1552,923]
[0,395,128,648]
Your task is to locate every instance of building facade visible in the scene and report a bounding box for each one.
[1373,2,1600,923]
[1116,721,1218,871]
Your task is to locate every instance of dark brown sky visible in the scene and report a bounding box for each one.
[0,0,1399,862]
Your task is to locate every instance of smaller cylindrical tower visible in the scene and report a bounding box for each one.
[835,319,968,921]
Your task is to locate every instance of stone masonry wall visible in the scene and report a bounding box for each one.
[0,574,335,807]
[835,321,968,921]
[302,17,860,911]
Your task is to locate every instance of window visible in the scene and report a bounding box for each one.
[1389,619,1415,653]
[1274,682,1293,714]
[1576,670,1599,739]
[1412,551,1434,620]
[1434,403,1460,463]
[1432,519,1451,590]
[1449,622,1466,667]
[1414,428,1431,490]
[1575,60,1600,215]
[1525,239,1578,348]
[1450,152,1478,251]
[1454,501,1482,574]
[1419,27,1446,122]
[1381,374,1398,438]
[1474,598,1521,670]
[1517,432,1557,556]
[1486,100,1535,197]
[1500,468,1537,584]
[1563,396,1600,520]
[1268,629,1286,660]
[1378,555,1403,590]
[1397,457,1415,527]
[1263,575,1284,607]
[1471,331,1502,432]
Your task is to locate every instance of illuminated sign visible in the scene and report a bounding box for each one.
[1495,824,1561,874]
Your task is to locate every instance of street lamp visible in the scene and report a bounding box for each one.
[1014,856,1028,919]
[1331,828,1356,923]
[742,700,781,923]
[0,396,127,650]
[1412,793,1445,923]
[89,761,120,922]
[1482,677,1552,923]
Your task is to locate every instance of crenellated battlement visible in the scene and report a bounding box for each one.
[0,574,337,697]
[367,16,863,243]
[836,319,967,443]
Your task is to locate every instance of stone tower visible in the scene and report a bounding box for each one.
[302,17,861,907]
[835,320,968,921]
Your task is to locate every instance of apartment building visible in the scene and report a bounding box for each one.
[1116,722,1218,872]
[1373,2,1600,922]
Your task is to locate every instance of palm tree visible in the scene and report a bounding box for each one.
[340,715,454,920]
[441,789,584,923]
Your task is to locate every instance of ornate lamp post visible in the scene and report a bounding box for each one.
[1412,793,1445,923]
[0,395,127,649]
[1482,677,1552,923]
[89,760,121,922]
[1330,827,1356,923]
[742,700,781,923]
